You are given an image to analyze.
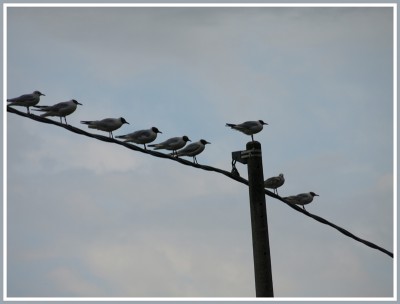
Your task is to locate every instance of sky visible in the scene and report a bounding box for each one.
[3,3,395,300]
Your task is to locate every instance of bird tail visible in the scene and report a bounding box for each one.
[147,144,160,149]
[32,106,48,112]
[115,135,127,139]
[81,121,97,128]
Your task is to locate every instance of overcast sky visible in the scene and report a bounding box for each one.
[4,4,394,299]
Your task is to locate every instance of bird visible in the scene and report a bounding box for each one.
[81,117,129,138]
[33,99,82,124]
[283,192,319,211]
[226,120,268,141]
[148,135,191,155]
[7,90,45,114]
[264,173,285,195]
[175,139,210,164]
[116,127,162,149]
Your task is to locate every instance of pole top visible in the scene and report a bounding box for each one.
[246,141,262,150]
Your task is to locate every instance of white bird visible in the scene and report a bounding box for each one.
[33,99,82,124]
[81,117,129,138]
[226,120,268,141]
[176,139,210,164]
[264,173,285,195]
[148,136,191,155]
[116,127,162,149]
[283,192,319,211]
[7,90,45,114]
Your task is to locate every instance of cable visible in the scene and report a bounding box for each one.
[7,106,394,258]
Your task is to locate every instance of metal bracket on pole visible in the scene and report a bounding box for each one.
[232,148,262,165]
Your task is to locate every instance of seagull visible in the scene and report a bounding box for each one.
[175,139,210,164]
[226,120,268,141]
[7,90,45,114]
[283,192,319,211]
[33,99,82,124]
[264,173,285,195]
[81,117,129,138]
[148,135,191,155]
[116,127,162,149]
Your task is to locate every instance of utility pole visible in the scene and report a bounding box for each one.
[232,141,274,297]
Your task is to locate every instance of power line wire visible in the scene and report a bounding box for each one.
[7,106,394,258]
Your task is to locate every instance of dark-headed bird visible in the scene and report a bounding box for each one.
[116,127,162,149]
[226,120,268,141]
[148,135,191,155]
[176,139,210,164]
[283,192,319,211]
[7,90,45,114]
[33,99,82,124]
[81,117,129,138]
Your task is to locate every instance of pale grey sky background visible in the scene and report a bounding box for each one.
[4,3,395,300]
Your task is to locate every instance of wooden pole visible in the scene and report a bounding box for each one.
[246,141,274,297]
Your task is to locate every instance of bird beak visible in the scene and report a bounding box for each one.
[78,102,83,105]
[158,131,162,134]
[41,93,46,96]
[206,141,211,144]
[315,194,319,196]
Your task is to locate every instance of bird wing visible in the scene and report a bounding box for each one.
[239,121,258,128]
[8,93,35,103]
[264,176,279,187]
[179,142,200,154]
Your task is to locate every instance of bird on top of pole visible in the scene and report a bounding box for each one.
[226,120,268,141]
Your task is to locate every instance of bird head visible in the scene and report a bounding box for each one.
[72,99,82,105]
[310,192,319,197]
[34,91,45,96]
[152,127,162,133]
[120,117,129,124]
[183,136,191,142]
[259,120,268,125]
[200,139,210,145]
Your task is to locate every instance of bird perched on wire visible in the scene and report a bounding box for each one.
[7,90,45,114]
[226,120,268,141]
[33,99,82,124]
[283,192,319,211]
[81,117,129,138]
[148,135,191,155]
[264,173,285,195]
[175,139,210,164]
[116,127,162,150]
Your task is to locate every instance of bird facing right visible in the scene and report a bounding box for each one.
[116,127,162,149]
[264,173,285,195]
[33,99,82,124]
[283,192,319,211]
[81,117,129,138]
[148,135,191,155]
[7,90,45,114]
[226,120,268,141]
[175,139,210,164]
